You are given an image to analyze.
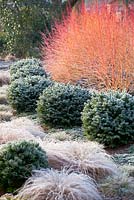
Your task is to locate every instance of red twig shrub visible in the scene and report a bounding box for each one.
[42,4,134,91]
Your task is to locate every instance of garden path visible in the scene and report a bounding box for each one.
[0,61,12,70]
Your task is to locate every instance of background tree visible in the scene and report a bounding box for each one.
[0,0,66,57]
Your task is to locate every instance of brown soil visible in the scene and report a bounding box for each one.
[0,189,5,197]
[105,142,134,155]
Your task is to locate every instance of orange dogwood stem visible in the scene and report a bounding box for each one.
[42,2,134,92]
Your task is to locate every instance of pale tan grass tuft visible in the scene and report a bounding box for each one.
[0,117,45,145]
[0,194,15,200]
[17,169,102,200]
[121,165,134,177]
[99,170,134,199]
[0,94,8,105]
[44,131,74,142]
[0,104,12,112]
[0,128,35,145]
[0,85,8,94]
[42,141,117,179]
[0,71,10,86]
[0,85,8,104]
[43,128,83,143]
[0,111,13,122]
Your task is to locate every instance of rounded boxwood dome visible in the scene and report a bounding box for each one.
[82,91,134,147]
[37,83,91,128]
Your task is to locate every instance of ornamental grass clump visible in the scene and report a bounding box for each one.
[0,141,48,193]
[0,117,43,145]
[0,85,8,105]
[37,83,91,128]
[42,141,117,180]
[42,4,134,91]
[8,75,52,113]
[99,170,134,199]
[0,194,16,200]
[0,71,10,86]
[17,169,102,200]
[82,91,134,147]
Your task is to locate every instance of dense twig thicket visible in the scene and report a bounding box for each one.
[43,3,134,91]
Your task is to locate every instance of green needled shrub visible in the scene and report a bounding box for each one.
[10,58,41,74]
[37,83,91,128]
[10,58,47,81]
[8,75,52,113]
[82,91,134,148]
[0,140,48,193]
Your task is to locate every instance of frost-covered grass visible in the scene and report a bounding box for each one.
[0,117,45,144]
[121,165,134,177]
[0,71,10,87]
[0,85,8,104]
[0,85,8,94]
[114,153,134,166]
[99,170,134,200]
[42,141,117,180]
[0,104,12,112]
[43,128,83,142]
[17,169,102,200]
[0,111,13,122]
[0,94,8,105]
[0,194,15,200]
[0,85,13,122]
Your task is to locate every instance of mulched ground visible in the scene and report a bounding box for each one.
[106,142,134,155]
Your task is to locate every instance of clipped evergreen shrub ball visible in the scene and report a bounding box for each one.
[82,91,134,147]
[10,58,47,81]
[0,140,48,192]
[37,83,91,128]
[10,58,44,75]
[8,75,52,113]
